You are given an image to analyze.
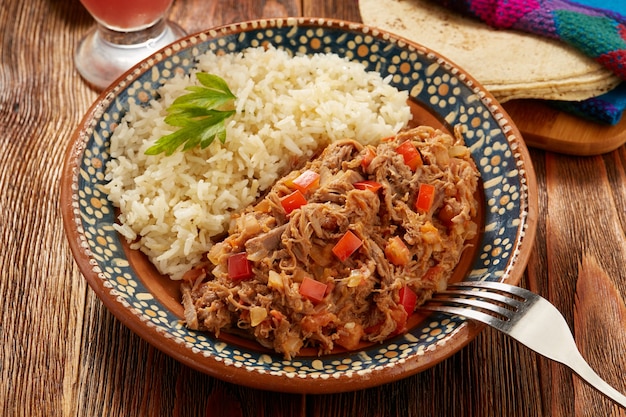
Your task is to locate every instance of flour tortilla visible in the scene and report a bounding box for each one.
[359,0,621,102]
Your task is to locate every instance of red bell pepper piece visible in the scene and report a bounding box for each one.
[299,277,328,304]
[415,183,436,213]
[353,180,382,193]
[280,189,307,215]
[228,252,254,281]
[399,285,417,316]
[332,230,363,261]
[361,146,377,169]
[396,140,423,171]
[288,169,320,194]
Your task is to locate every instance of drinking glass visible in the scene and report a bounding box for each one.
[75,0,186,90]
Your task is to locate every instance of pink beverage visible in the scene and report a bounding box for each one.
[79,0,173,31]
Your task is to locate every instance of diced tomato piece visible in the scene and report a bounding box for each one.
[385,236,411,266]
[270,309,286,325]
[363,322,382,335]
[332,230,363,261]
[301,311,336,332]
[399,285,417,316]
[353,180,382,193]
[390,305,409,335]
[365,306,408,337]
[299,277,328,304]
[228,252,254,281]
[423,265,444,284]
[415,183,436,213]
[360,146,377,169]
[335,322,364,350]
[280,189,307,215]
[396,140,423,171]
[288,169,320,193]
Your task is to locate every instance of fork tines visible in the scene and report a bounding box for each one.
[420,281,530,326]
[419,281,626,408]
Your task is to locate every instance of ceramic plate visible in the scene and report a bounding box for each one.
[61,18,538,394]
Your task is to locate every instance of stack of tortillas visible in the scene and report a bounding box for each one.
[359,0,621,102]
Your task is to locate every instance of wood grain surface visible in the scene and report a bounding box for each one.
[1,0,625,416]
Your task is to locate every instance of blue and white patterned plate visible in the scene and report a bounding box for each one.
[61,18,538,393]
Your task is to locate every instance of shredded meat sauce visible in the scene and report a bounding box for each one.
[181,126,480,359]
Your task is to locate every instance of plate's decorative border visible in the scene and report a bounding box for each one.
[64,18,535,389]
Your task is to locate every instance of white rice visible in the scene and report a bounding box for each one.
[104,46,412,279]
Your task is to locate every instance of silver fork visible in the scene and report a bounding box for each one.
[419,280,626,408]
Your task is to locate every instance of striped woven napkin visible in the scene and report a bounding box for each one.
[440,0,626,124]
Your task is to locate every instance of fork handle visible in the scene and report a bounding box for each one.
[564,350,626,408]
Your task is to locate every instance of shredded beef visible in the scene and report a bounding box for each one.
[181,126,480,359]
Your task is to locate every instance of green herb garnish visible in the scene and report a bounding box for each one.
[145,73,236,156]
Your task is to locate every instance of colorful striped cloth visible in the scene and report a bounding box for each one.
[440,0,626,124]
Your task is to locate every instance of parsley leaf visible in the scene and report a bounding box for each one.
[145,73,236,156]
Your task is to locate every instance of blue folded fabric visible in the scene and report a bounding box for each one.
[572,0,626,16]
[552,83,626,124]
[440,0,626,124]
[555,1,626,124]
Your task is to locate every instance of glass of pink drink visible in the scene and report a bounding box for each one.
[75,0,186,90]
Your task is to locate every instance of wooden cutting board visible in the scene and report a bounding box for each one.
[502,100,626,155]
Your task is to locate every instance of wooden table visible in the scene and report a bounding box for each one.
[2,1,625,416]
